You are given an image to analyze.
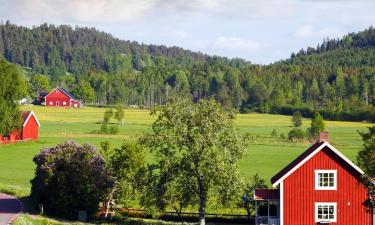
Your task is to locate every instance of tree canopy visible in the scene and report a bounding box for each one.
[140,98,245,225]
[0,59,26,135]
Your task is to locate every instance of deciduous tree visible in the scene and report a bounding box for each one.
[140,98,245,225]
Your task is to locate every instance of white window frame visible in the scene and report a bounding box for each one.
[315,170,337,190]
[315,202,337,223]
[49,101,53,105]
[63,101,66,106]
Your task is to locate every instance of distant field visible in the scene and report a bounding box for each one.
[0,105,373,198]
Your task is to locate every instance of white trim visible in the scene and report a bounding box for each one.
[23,111,41,127]
[315,170,337,190]
[280,181,284,225]
[44,87,72,100]
[315,202,337,223]
[272,142,364,187]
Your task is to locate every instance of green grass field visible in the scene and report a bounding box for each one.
[0,106,373,198]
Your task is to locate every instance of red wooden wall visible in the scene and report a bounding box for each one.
[22,115,39,140]
[45,89,71,107]
[283,146,372,225]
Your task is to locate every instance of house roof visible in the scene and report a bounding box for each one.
[271,141,364,187]
[58,87,77,99]
[254,189,280,201]
[22,111,41,127]
[45,87,78,100]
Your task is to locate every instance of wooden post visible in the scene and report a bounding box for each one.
[255,200,258,225]
[267,200,270,224]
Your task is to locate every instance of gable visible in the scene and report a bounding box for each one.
[22,111,41,127]
[45,87,73,100]
[271,141,364,187]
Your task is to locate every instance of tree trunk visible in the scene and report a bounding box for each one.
[199,193,207,225]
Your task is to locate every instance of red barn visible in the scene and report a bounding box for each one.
[0,111,40,143]
[44,87,81,108]
[254,132,374,225]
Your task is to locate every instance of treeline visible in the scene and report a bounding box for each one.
[0,22,375,122]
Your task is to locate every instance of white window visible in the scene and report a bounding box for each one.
[56,90,59,93]
[315,170,337,190]
[315,202,337,223]
[63,101,66,105]
[49,101,53,105]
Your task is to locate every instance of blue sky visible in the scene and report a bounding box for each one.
[1,0,375,64]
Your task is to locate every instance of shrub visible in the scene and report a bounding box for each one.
[109,125,119,134]
[30,141,114,219]
[288,128,305,141]
[271,129,278,137]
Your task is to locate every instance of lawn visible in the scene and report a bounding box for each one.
[0,105,373,198]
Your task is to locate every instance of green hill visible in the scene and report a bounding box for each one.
[0,22,374,121]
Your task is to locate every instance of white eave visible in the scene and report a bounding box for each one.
[23,111,41,127]
[272,141,364,188]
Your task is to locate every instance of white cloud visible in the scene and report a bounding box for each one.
[0,0,156,24]
[168,30,192,39]
[213,36,261,51]
[293,25,343,39]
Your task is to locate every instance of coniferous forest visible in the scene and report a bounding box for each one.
[1,21,375,122]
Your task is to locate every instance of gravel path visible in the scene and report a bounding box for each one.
[0,193,23,225]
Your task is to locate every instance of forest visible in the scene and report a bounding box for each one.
[0,21,374,122]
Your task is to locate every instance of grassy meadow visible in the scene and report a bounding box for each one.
[0,105,373,198]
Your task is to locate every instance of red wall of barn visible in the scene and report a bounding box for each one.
[21,116,38,140]
[45,89,71,107]
[283,146,372,225]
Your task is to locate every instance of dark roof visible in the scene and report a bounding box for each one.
[57,87,78,100]
[254,189,280,200]
[21,111,31,123]
[271,141,325,185]
[39,92,48,97]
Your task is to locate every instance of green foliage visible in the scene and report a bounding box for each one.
[100,141,145,207]
[1,23,375,122]
[357,126,375,177]
[308,112,325,139]
[238,174,267,218]
[0,59,26,135]
[270,129,278,137]
[140,98,245,225]
[28,74,50,98]
[104,109,114,124]
[292,111,302,127]
[115,104,125,125]
[288,128,305,141]
[30,141,114,219]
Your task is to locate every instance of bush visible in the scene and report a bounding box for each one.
[30,141,114,219]
[270,129,278,137]
[109,125,119,134]
[288,128,305,141]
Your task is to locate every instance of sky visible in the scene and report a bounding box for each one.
[1,0,375,64]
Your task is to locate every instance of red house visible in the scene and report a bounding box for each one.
[44,87,81,108]
[0,111,40,143]
[254,132,374,225]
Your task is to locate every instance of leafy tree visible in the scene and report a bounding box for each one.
[238,174,267,219]
[357,126,375,177]
[0,59,26,135]
[356,126,375,209]
[100,141,145,217]
[114,104,125,125]
[271,129,278,137]
[103,109,114,124]
[308,112,325,139]
[292,111,302,127]
[28,74,50,98]
[140,98,245,225]
[30,141,114,219]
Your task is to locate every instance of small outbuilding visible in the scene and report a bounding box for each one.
[0,111,40,143]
